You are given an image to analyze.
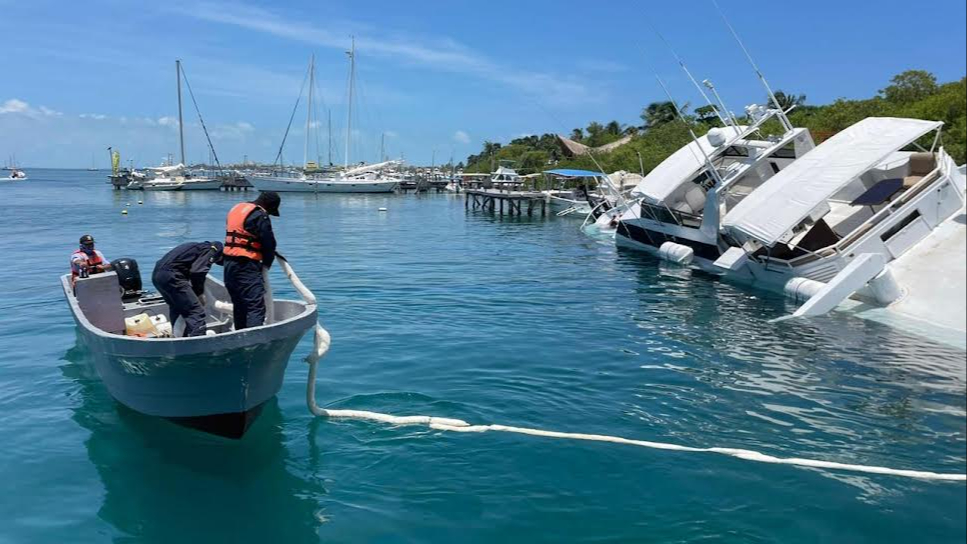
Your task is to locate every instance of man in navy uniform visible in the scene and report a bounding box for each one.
[152,241,224,337]
[222,191,279,330]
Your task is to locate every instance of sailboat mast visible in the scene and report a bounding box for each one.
[345,36,355,168]
[380,132,385,162]
[327,109,332,165]
[305,54,314,169]
[176,59,185,166]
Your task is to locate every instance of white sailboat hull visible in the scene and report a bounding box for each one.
[250,175,398,193]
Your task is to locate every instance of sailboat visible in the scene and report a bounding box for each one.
[250,40,400,193]
[138,60,221,191]
[88,153,98,171]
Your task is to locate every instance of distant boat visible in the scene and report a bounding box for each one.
[250,41,399,193]
[132,60,220,191]
[87,153,98,171]
[2,155,27,181]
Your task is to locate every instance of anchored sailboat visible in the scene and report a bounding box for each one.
[136,60,221,191]
[250,40,400,193]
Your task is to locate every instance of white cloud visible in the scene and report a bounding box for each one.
[211,121,256,140]
[157,116,179,127]
[453,130,470,144]
[79,113,108,120]
[169,1,595,105]
[0,98,62,118]
[383,130,398,138]
[0,99,30,114]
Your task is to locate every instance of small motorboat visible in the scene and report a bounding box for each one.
[61,260,318,438]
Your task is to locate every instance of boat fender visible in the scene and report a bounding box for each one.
[868,269,903,305]
[658,242,694,265]
[784,277,825,303]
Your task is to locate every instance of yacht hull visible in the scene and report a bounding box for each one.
[250,175,398,193]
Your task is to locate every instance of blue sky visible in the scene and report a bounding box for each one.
[2,0,965,168]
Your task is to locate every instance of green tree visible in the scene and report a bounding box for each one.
[605,120,622,135]
[880,70,938,104]
[771,90,806,110]
[570,128,584,141]
[641,101,678,129]
[694,104,721,125]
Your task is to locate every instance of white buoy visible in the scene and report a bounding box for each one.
[784,277,825,303]
[121,209,128,215]
[378,207,388,212]
[138,200,143,205]
[658,242,694,265]
[126,202,131,206]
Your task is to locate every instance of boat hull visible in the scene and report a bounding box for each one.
[180,179,223,190]
[62,275,317,437]
[250,175,398,193]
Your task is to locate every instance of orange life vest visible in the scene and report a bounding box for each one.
[71,248,105,277]
[224,203,264,261]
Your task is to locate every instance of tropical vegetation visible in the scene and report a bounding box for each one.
[463,70,966,175]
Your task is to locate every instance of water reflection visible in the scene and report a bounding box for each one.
[61,340,323,543]
[616,250,967,482]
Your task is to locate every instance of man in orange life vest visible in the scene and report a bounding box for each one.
[223,192,279,330]
[70,234,112,286]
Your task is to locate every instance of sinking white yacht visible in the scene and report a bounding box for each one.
[713,117,965,321]
[614,104,815,260]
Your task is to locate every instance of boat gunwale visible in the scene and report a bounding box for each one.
[61,274,318,353]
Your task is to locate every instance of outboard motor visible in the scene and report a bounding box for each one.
[111,258,143,301]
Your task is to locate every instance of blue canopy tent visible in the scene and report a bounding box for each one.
[542,169,606,178]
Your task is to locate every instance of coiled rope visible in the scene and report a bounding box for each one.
[276,256,966,483]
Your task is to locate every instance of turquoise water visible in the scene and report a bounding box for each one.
[1,169,965,543]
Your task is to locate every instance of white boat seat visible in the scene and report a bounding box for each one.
[684,186,707,213]
[673,201,693,214]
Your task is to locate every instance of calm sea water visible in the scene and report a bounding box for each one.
[1,169,964,543]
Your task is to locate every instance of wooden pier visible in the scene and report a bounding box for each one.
[464,189,547,216]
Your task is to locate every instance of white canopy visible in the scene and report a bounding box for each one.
[722,117,942,247]
[631,126,749,204]
[343,159,402,176]
[149,163,185,173]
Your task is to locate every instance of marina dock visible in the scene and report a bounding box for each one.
[464,189,547,216]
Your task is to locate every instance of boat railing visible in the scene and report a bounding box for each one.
[834,165,943,251]
[752,162,948,269]
[639,201,703,229]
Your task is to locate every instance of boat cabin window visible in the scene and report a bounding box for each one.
[771,142,798,159]
[722,145,750,158]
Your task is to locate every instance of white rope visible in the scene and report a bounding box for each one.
[281,258,966,483]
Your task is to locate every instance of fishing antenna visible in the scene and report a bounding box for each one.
[711,0,793,132]
[647,25,733,131]
[179,63,222,171]
[654,74,725,189]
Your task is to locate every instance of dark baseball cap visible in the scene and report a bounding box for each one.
[253,191,281,216]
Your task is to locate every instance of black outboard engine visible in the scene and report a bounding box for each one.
[111,258,143,301]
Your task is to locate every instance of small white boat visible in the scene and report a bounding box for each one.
[62,267,317,438]
[2,168,27,181]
